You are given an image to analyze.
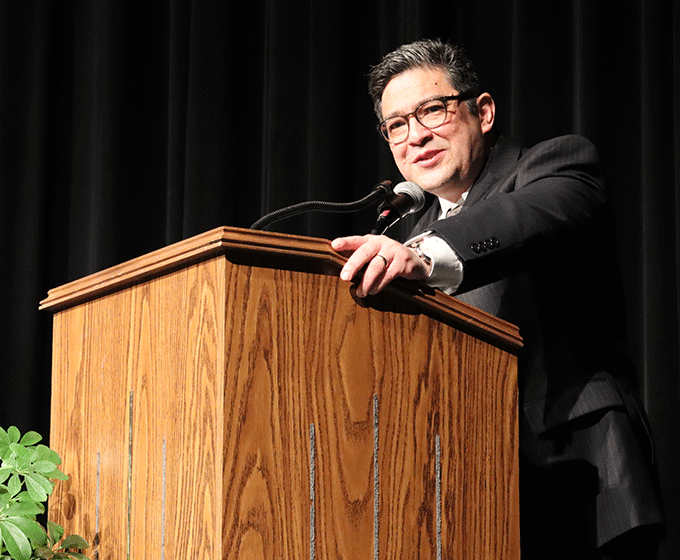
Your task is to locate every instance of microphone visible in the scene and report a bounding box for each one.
[370,181,426,235]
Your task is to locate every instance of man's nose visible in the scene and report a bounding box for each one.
[407,115,432,144]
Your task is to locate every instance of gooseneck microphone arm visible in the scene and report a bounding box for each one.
[249,180,393,231]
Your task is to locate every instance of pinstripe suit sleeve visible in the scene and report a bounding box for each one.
[429,135,607,294]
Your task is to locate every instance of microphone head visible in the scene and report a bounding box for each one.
[393,181,426,214]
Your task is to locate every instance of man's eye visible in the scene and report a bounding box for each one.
[420,103,445,116]
[387,119,406,133]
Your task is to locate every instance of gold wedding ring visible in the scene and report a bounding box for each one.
[375,254,389,268]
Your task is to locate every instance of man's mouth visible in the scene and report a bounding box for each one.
[413,149,444,166]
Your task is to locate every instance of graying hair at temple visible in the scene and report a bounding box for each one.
[367,39,482,120]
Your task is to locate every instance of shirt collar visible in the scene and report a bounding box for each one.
[437,190,469,219]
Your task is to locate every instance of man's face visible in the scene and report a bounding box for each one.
[380,67,488,202]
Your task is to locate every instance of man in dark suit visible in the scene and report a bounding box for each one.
[332,39,663,559]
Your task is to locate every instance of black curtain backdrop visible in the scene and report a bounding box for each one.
[1,1,678,557]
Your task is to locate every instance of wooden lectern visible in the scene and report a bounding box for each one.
[40,226,522,559]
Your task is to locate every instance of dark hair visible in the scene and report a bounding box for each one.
[368,39,481,119]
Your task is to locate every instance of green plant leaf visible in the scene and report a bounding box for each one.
[32,461,59,475]
[25,473,53,502]
[25,449,40,465]
[10,444,30,468]
[47,521,64,544]
[1,501,43,518]
[59,534,89,550]
[35,446,62,466]
[4,517,47,546]
[0,469,10,485]
[64,553,90,560]
[18,432,42,447]
[14,490,45,514]
[0,519,32,560]
[7,474,21,497]
[6,428,20,445]
[46,469,69,482]
[34,544,54,558]
[25,477,48,502]
[33,473,54,494]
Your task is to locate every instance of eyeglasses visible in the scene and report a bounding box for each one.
[378,93,476,144]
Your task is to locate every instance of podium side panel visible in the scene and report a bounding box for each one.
[50,257,228,559]
[49,289,137,558]
[127,257,226,559]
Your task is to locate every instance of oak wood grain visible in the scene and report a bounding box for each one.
[46,228,520,559]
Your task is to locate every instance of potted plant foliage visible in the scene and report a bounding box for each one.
[0,426,90,560]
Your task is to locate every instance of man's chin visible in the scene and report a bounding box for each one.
[410,177,454,196]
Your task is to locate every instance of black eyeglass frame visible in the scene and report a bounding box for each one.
[377,92,478,144]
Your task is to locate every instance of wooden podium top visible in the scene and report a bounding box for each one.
[40,226,522,352]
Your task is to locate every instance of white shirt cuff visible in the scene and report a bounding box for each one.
[405,232,464,294]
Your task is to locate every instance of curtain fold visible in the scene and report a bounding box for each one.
[1,1,678,557]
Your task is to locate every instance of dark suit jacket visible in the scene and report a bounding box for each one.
[411,134,631,434]
[409,134,663,547]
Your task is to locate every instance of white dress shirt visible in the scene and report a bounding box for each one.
[404,192,467,294]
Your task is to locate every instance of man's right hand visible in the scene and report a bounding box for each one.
[331,235,431,298]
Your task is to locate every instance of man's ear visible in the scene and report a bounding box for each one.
[476,93,495,133]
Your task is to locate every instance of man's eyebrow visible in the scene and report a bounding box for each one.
[382,94,453,120]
